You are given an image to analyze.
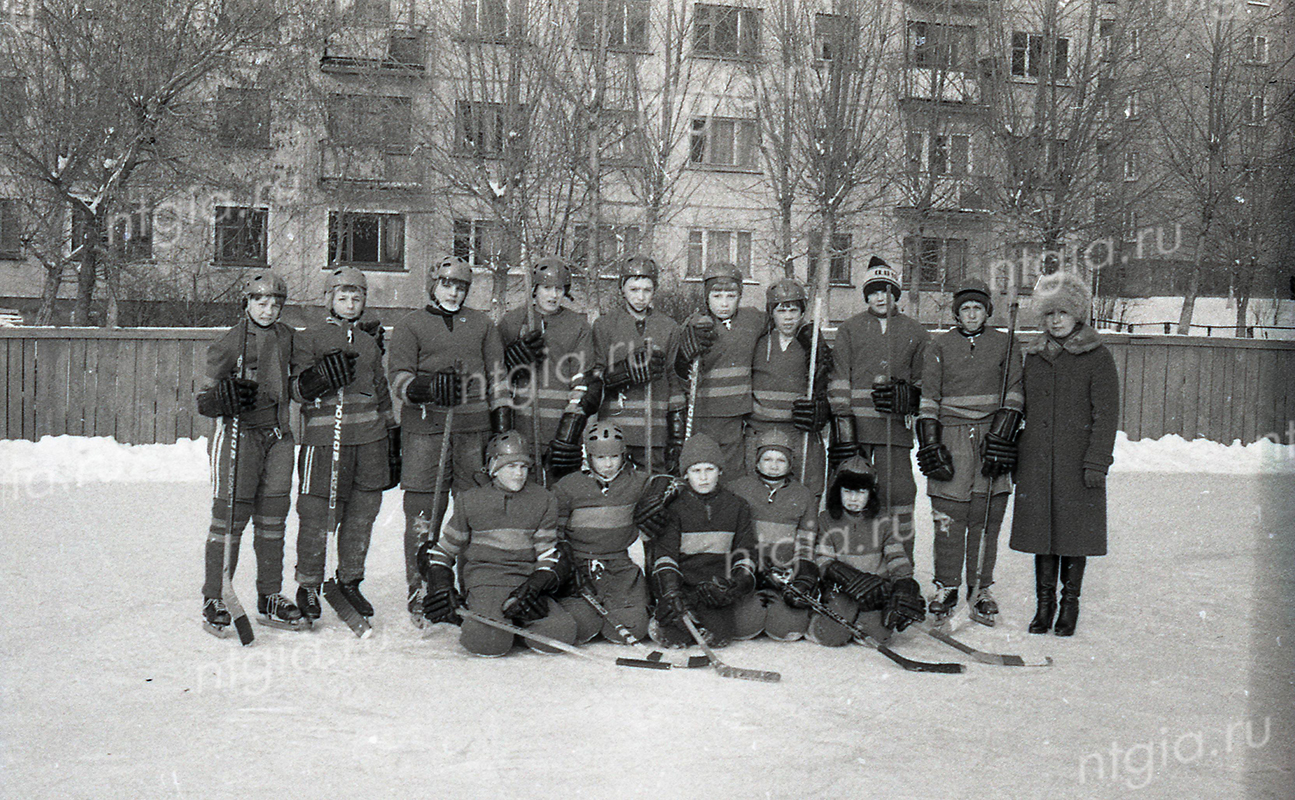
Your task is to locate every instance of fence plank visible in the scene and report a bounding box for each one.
[1121,344,1145,440]
[176,339,195,441]
[22,338,36,440]
[42,339,71,437]
[1209,347,1232,444]
[1182,346,1204,441]
[1,339,11,439]
[137,338,160,445]
[94,341,118,438]
[1163,343,1186,438]
[115,340,139,444]
[1141,345,1168,440]
[154,338,181,445]
[1241,348,1261,445]
[66,338,88,436]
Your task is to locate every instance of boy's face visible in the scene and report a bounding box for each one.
[1044,310,1079,339]
[590,453,623,478]
[956,300,987,334]
[332,288,365,321]
[865,289,892,316]
[493,461,529,492]
[622,278,655,314]
[685,462,720,494]
[433,277,469,312]
[841,487,870,514]
[246,294,283,328]
[772,302,803,336]
[535,284,563,315]
[757,449,790,479]
[707,287,740,320]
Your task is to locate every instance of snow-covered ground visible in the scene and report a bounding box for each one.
[1,436,1292,798]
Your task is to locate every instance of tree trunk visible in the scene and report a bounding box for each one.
[1177,229,1210,335]
[36,266,63,325]
[71,237,98,326]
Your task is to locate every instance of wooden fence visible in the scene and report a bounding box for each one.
[2,327,1292,446]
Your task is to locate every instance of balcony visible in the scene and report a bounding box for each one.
[903,0,994,13]
[900,67,982,105]
[320,141,423,189]
[321,27,426,75]
[896,175,992,214]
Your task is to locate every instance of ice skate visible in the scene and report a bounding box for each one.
[257,593,307,630]
[928,582,959,627]
[408,584,428,629]
[969,586,998,628]
[202,597,231,638]
[296,585,322,625]
[336,579,373,618]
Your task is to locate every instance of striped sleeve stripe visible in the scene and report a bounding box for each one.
[680,530,735,556]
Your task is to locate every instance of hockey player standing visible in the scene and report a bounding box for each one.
[828,257,928,561]
[553,422,651,643]
[498,256,597,483]
[289,267,397,624]
[749,278,831,493]
[648,433,758,648]
[417,431,579,656]
[808,457,925,645]
[388,256,508,622]
[915,279,1023,626]
[675,262,764,478]
[591,256,683,473]
[727,429,819,641]
[197,270,304,634]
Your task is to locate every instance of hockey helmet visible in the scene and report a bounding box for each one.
[826,455,879,518]
[584,422,627,458]
[703,261,743,293]
[861,256,902,300]
[486,430,534,472]
[952,278,993,318]
[241,269,288,301]
[531,256,572,291]
[765,278,808,312]
[427,255,473,297]
[754,428,796,461]
[619,255,659,286]
[327,266,368,294]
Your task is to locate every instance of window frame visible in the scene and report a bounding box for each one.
[0,75,26,135]
[213,206,269,267]
[904,235,968,292]
[1123,150,1140,182]
[688,115,760,170]
[0,198,21,259]
[905,130,973,176]
[217,86,271,149]
[455,100,525,159]
[460,0,522,42]
[907,20,975,71]
[577,0,650,51]
[686,228,754,278]
[1010,31,1069,81]
[808,230,853,286]
[328,210,406,271]
[326,94,412,149]
[569,222,641,275]
[110,201,153,261]
[453,218,503,269]
[1247,34,1268,64]
[691,3,760,60]
[1245,93,1266,126]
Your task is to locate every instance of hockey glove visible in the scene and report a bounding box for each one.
[546,412,586,479]
[824,560,889,612]
[490,406,515,436]
[827,414,859,474]
[417,552,458,625]
[916,418,955,482]
[357,319,386,354]
[197,376,259,418]
[571,371,604,417]
[504,328,546,371]
[1083,468,1106,489]
[634,475,683,538]
[652,569,691,627]
[502,568,560,625]
[791,395,831,433]
[629,347,666,387]
[297,350,358,401]
[406,368,462,407]
[663,409,686,475]
[677,317,717,364]
[795,325,834,380]
[783,560,821,609]
[383,427,401,490]
[882,577,926,632]
[693,567,754,608]
[871,378,919,416]
[981,408,1023,477]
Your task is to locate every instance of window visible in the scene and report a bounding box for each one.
[1123,151,1139,182]
[0,76,24,134]
[214,207,268,266]
[1247,34,1268,63]
[906,131,972,175]
[453,218,503,268]
[597,109,639,163]
[809,231,852,285]
[329,211,404,270]
[462,0,519,41]
[349,0,390,25]
[1121,208,1138,242]
[1128,28,1140,59]
[904,236,967,290]
[1245,94,1265,126]
[569,223,640,271]
[217,87,270,148]
[815,13,851,61]
[908,21,975,70]
[687,229,752,277]
[1001,243,1045,291]
[689,116,758,169]
[456,100,525,158]
[327,94,411,147]
[577,0,649,50]
[1011,32,1068,79]
[1096,141,1114,182]
[692,4,759,59]
[1124,91,1139,119]
[0,199,21,258]
[110,202,153,261]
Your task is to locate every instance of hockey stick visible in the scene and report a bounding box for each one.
[685,358,700,439]
[921,625,1052,668]
[321,326,373,638]
[578,587,709,668]
[801,295,823,484]
[644,353,653,472]
[410,377,458,628]
[681,613,780,682]
[768,573,964,674]
[523,263,545,485]
[215,323,255,645]
[458,609,670,670]
[967,294,1020,628]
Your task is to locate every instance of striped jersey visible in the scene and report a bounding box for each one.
[751,328,812,424]
[814,510,913,579]
[553,467,648,559]
[427,481,560,589]
[918,328,1024,425]
[499,304,594,444]
[727,475,817,573]
[201,319,293,431]
[651,487,757,587]
[688,307,765,419]
[291,317,393,446]
[591,306,684,449]
[828,310,928,447]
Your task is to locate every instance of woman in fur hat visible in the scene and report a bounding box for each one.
[1009,271,1119,637]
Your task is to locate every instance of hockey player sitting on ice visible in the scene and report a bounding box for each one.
[727,429,819,641]
[916,279,1023,627]
[552,422,653,643]
[289,267,398,625]
[806,457,925,646]
[416,431,579,656]
[647,433,758,648]
[196,270,305,634]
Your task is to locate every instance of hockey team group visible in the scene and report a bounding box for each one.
[195,252,1118,666]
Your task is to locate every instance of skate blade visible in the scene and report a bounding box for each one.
[410,612,428,630]
[203,621,232,639]
[970,610,997,627]
[257,614,309,631]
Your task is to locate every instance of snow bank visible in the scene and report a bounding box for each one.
[2,430,1293,483]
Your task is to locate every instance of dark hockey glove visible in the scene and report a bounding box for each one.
[827,414,859,474]
[794,326,834,381]
[791,395,830,433]
[490,406,515,436]
[504,328,546,371]
[357,319,386,354]
[882,577,926,632]
[980,408,1023,477]
[824,560,889,611]
[546,412,587,479]
[663,409,686,475]
[916,418,955,482]
[421,564,459,625]
[383,427,401,490]
[634,475,683,538]
[629,347,666,386]
[197,376,259,418]
[502,568,560,625]
[677,317,717,364]
[652,569,691,627]
[872,378,919,416]
[571,371,604,417]
[783,559,821,609]
[297,350,358,401]
[694,567,754,608]
[406,368,462,407]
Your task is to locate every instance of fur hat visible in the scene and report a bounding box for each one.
[679,433,723,472]
[825,456,880,520]
[1032,271,1091,322]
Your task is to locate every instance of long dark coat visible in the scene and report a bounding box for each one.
[1009,325,1119,556]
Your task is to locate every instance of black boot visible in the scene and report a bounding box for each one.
[337,579,374,618]
[1054,556,1087,636]
[296,585,322,622]
[1028,555,1060,634]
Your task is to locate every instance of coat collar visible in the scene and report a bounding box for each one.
[1025,323,1102,359]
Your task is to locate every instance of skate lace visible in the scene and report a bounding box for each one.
[204,597,228,614]
[264,594,292,616]
[302,586,321,605]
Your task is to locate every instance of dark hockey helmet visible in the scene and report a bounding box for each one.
[532,256,572,289]
[327,266,368,294]
[584,421,626,458]
[619,255,659,287]
[861,256,902,300]
[826,455,880,519]
[427,255,473,297]
[241,269,288,301]
[952,278,993,318]
[486,430,534,472]
[703,261,743,294]
[765,278,808,313]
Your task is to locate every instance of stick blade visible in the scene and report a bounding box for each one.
[322,579,374,639]
[715,664,782,682]
[222,582,255,646]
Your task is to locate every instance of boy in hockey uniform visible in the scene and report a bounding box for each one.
[553,423,652,643]
[592,256,683,473]
[389,256,509,622]
[417,432,578,656]
[196,270,304,633]
[807,457,925,645]
[289,267,397,624]
[727,429,819,641]
[498,256,598,484]
[828,257,928,561]
[648,433,757,648]
[916,279,1023,626]
[675,262,764,478]
[749,278,831,493]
